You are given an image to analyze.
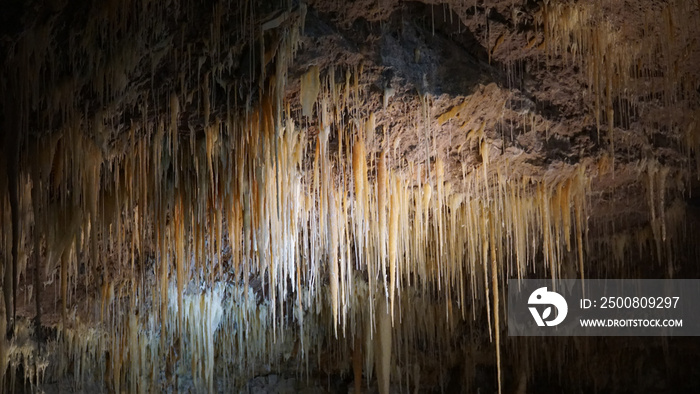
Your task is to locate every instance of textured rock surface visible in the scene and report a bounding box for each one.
[1,0,700,393]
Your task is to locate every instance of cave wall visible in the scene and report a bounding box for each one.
[1,0,700,392]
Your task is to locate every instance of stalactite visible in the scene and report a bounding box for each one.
[490,210,502,394]
[375,296,392,394]
[300,66,320,118]
[329,189,340,336]
[377,151,388,299]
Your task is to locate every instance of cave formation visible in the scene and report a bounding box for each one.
[1,0,700,393]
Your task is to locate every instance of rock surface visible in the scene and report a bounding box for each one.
[1,0,700,393]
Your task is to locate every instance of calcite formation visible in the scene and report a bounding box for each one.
[0,0,699,392]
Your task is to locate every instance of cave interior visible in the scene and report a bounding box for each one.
[1,0,700,393]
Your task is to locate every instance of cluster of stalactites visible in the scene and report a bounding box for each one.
[0,61,595,392]
[10,100,594,393]
[3,0,697,391]
[542,0,700,166]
